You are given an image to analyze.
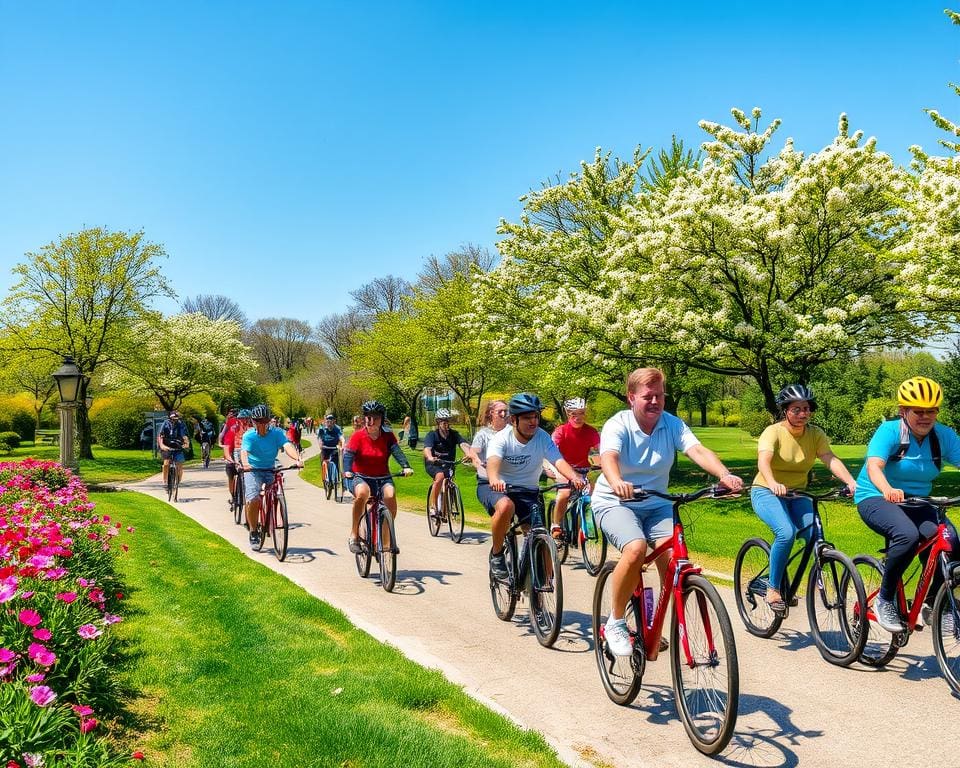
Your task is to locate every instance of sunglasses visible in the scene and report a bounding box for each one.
[787,406,811,414]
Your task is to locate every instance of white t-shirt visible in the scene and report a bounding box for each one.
[487,426,563,490]
[593,409,700,511]
[471,425,508,481]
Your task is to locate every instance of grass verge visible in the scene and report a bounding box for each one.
[94,490,566,768]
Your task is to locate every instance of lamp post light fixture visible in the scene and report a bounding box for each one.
[52,356,82,471]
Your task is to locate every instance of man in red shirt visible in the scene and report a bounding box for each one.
[221,408,249,505]
[550,397,600,539]
[342,400,413,553]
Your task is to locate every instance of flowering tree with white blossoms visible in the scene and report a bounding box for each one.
[486,109,954,415]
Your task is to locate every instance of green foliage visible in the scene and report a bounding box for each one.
[738,386,772,436]
[0,430,21,448]
[91,404,146,449]
[0,397,37,441]
[0,440,11,455]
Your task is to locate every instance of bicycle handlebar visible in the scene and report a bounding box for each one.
[781,486,853,501]
[903,495,960,508]
[349,472,409,481]
[631,485,740,503]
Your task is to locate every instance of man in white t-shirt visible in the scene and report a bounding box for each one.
[595,368,743,656]
[484,392,587,579]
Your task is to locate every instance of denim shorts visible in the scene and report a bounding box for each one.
[243,468,276,503]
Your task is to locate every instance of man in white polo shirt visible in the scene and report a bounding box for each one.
[594,367,743,656]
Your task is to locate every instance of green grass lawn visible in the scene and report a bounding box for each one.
[94,490,566,768]
[311,425,960,575]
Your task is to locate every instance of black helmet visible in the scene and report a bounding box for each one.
[775,384,816,412]
[250,403,271,421]
[508,392,543,416]
[361,400,386,416]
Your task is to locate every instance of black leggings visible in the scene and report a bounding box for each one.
[858,497,960,601]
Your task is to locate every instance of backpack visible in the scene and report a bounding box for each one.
[887,417,941,470]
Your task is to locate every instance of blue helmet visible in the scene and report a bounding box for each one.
[237,408,252,419]
[508,392,543,416]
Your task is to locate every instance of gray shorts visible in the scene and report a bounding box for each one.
[595,500,673,550]
[243,469,276,503]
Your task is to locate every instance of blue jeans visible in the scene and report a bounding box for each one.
[750,486,814,594]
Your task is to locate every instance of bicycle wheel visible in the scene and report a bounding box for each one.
[324,461,333,500]
[232,479,243,525]
[670,573,739,756]
[490,534,517,621]
[931,580,960,695]
[378,506,397,593]
[580,501,606,576]
[806,548,867,666]
[850,554,898,667]
[447,483,465,543]
[202,443,210,469]
[528,532,564,647]
[426,485,441,537]
[355,512,372,578]
[254,502,266,552]
[332,464,343,503]
[166,466,175,502]
[271,488,289,562]
[733,538,783,638]
[592,562,643,705]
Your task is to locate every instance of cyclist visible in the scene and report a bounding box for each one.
[196,416,216,461]
[484,393,588,579]
[423,408,474,519]
[221,409,250,504]
[470,400,509,484]
[286,418,302,451]
[318,413,345,485]
[594,367,743,656]
[548,397,600,541]
[751,384,857,616]
[158,410,189,487]
[240,404,303,549]
[343,400,413,554]
[855,376,960,632]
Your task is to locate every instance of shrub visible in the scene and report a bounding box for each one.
[0,399,36,442]
[0,431,21,449]
[91,405,144,449]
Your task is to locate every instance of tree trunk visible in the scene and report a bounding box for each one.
[700,401,708,427]
[76,378,94,460]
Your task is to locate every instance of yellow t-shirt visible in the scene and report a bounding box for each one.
[752,422,830,490]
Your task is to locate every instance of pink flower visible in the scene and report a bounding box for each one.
[25,672,45,683]
[56,592,77,603]
[77,624,102,640]
[43,567,67,580]
[80,717,98,733]
[28,685,56,706]
[88,588,105,604]
[27,643,56,667]
[17,609,41,627]
[0,578,16,603]
[127,526,135,532]
[103,614,122,625]
[0,648,14,663]
[77,577,93,587]
[72,704,94,716]
[20,591,34,599]
[31,628,51,641]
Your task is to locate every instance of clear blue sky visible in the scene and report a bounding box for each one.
[0,1,957,325]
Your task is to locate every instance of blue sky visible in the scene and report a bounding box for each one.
[0,1,957,325]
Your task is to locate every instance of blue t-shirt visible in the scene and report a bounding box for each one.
[241,426,291,469]
[318,425,343,448]
[855,419,960,503]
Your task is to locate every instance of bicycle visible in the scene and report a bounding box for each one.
[323,449,344,503]
[425,459,465,543]
[162,440,188,502]
[251,465,297,562]
[592,485,739,756]
[849,495,960,695]
[230,463,245,525]
[352,473,405,593]
[489,483,565,648]
[546,468,606,576]
[733,487,868,667]
[200,439,212,469]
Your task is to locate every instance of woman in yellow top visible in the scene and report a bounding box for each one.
[751,385,857,616]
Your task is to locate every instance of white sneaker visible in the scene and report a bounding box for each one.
[874,597,905,634]
[604,617,633,656]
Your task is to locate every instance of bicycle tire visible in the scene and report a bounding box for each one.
[166,466,175,502]
[447,483,465,543]
[733,538,783,638]
[670,573,739,756]
[806,548,867,666]
[490,534,517,621]
[850,554,898,667]
[232,479,244,525]
[355,512,372,578]
[592,562,643,705]
[378,506,397,593]
[271,489,289,562]
[324,461,333,500]
[528,532,564,647]
[580,501,606,576]
[173,468,180,502]
[426,485,441,537]
[202,443,210,469]
[254,500,266,552]
[332,463,343,503]
[932,580,960,695]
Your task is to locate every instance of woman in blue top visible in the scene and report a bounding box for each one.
[855,376,960,633]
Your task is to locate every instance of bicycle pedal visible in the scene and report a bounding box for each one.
[788,596,799,607]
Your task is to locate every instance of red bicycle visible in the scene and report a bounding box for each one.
[252,465,297,561]
[850,494,960,694]
[352,473,405,593]
[593,485,740,756]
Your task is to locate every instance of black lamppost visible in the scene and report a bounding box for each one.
[52,356,82,470]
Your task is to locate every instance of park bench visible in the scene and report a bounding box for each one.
[35,429,60,445]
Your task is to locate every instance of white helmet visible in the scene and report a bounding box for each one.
[435,408,452,420]
[564,397,586,411]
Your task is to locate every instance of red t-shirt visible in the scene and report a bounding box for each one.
[552,422,600,469]
[346,429,398,477]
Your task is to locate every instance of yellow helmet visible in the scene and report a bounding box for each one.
[897,376,943,408]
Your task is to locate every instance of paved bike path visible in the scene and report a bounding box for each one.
[127,455,960,768]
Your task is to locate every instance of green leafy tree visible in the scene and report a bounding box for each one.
[0,227,172,458]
